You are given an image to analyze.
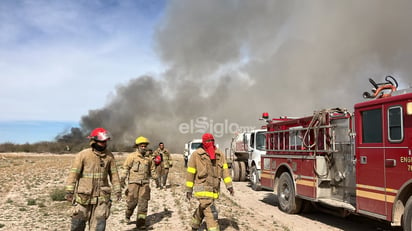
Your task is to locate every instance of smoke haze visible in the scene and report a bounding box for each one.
[77,1,412,152]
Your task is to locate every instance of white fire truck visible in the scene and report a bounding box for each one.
[259,76,412,230]
[226,129,266,190]
[184,139,220,168]
[184,139,202,168]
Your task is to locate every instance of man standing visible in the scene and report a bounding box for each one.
[120,136,157,230]
[153,142,172,188]
[65,128,121,231]
[186,133,234,231]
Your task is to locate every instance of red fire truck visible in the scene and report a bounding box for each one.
[259,76,412,230]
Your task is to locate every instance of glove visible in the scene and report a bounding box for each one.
[116,192,122,202]
[65,193,74,203]
[186,192,192,201]
[228,187,234,196]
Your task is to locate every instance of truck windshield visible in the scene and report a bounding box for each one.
[256,132,266,151]
[191,142,202,149]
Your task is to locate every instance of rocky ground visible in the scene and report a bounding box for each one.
[0,153,400,231]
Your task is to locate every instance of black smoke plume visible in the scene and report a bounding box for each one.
[62,1,412,152]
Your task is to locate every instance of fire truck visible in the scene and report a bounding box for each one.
[226,129,266,190]
[259,76,412,230]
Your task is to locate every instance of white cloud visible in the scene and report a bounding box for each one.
[0,0,166,121]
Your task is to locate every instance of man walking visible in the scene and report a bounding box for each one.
[65,128,121,231]
[153,142,172,188]
[120,136,157,230]
[186,133,234,231]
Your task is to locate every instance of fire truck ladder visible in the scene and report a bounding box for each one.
[266,125,337,154]
[266,109,347,179]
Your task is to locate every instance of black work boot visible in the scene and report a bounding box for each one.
[95,218,106,231]
[125,210,132,223]
[70,218,86,231]
[136,218,146,230]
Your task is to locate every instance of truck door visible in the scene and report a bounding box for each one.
[384,104,409,220]
[355,106,387,218]
[249,132,255,166]
[248,131,266,169]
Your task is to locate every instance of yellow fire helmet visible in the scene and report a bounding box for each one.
[135,136,150,145]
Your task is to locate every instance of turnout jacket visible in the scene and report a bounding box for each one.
[65,148,121,205]
[186,147,232,199]
[121,150,157,184]
[153,147,172,168]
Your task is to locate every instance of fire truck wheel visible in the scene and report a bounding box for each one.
[250,166,261,191]
[231,161,240,182]
[403,196,412,231]
[277,172,302,214]
[239,161,247,181]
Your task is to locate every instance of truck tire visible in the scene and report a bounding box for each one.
[403,196,412,231]
[231,161,240,181]
[239,161,247,181]
[277,172,302,214]
[250,166,261,191]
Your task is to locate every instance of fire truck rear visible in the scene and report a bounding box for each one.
[260,76,412,230]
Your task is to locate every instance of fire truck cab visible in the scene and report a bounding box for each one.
[260,77,412,230]
[226,129,266,190]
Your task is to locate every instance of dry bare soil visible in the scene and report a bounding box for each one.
[0,153,399,231]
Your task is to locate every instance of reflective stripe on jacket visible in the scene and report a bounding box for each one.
[185,147,232,199]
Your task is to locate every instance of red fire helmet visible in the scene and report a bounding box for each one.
[154,155,162,165]
[87,128,111,141]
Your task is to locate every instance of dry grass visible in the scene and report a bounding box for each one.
[0,153,282,231]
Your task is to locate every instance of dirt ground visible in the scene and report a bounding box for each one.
[0,153,400,231]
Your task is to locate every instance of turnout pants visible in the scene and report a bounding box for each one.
[155,165,169,187]
[191,198,219,231]
[70,199,111,231]
[125,183,150,225]
[161,168,169,186]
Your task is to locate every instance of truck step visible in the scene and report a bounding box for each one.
[317,198,355,212]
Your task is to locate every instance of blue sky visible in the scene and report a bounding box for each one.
[2,1,412,145]
[0,120,79,143]
[0,0,166,143]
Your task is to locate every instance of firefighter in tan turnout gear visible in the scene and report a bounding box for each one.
[186,133,234,231]
[120,136,157,230]
[65,127,122,231]
[153,142,172,188]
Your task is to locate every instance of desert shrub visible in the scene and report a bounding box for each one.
[27,198,36,206]
[50,187,66,201]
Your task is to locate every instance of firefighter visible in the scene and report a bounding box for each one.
[65,127,121,231]
[186,133,234,231]
[120,136,157,230]
[153,142,172,189]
